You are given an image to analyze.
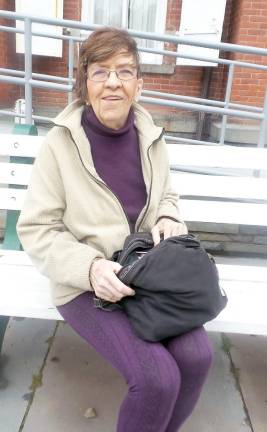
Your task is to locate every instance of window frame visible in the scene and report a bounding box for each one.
[81,0,168,65]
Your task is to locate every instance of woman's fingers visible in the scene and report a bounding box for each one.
[151,219,188,245]
[90,258,135,302]
[176,222,188,235]
[110,271,135,296]
[151,225,161,246]
[163,225,172,240]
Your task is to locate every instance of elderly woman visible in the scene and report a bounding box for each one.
[17,27,213,432]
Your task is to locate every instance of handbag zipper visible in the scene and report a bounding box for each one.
[118,237,153,265]
[117,236,166,283]
[118,235,202,284]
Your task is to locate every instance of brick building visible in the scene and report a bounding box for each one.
[0,0,267,143]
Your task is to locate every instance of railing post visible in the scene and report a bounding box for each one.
[0,317,9,356]
[24,17,33,125]
[258,88,267,149]
[68,38,74,104]
[220,63,235,145]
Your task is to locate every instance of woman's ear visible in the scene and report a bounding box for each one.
[135,78,143,102]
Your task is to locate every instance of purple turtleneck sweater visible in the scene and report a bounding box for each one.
[81,106,147,232]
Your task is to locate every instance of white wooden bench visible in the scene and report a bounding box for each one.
[1,133,267,351]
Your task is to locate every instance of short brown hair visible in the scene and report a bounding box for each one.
[75,27,140,104]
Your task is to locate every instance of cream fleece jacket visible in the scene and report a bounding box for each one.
[16,101,185,306]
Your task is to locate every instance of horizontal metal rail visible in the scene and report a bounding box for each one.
[0,109,54,123]
[165,136,222,146]
[2,91,262,120]
[0,68,75,84]
[142,90,263,113]
[0,74,72,91]
[1,10,267,57]
[140,46,267,72]
[0,68,262,113]
[1,23,267,72]
[139,96,263,120]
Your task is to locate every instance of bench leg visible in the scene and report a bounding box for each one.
[0,316,9,354]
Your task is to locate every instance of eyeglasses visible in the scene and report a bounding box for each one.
[87,67,137,82]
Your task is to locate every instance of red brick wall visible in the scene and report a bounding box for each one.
[0,0,19,107]
[227,0,267,107]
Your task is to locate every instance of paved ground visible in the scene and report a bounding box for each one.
[1,315,267,432]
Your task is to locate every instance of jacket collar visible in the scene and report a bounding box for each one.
[53,100,164,179]
[132,102,164,145]
[53,100,163,145]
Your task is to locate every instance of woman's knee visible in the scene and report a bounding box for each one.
[168,327,214,373]
[129,360,181,403]
[196,339,213,373]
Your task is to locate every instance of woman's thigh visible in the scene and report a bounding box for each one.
[57,292,180,389]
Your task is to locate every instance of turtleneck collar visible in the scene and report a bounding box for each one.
[83,105,135,137]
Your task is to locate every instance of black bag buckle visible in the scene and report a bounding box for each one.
[93,296,105,309]
[93,296,122,312]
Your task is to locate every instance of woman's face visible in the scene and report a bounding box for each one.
[86,52,143,130]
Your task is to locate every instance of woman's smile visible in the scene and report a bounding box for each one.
[102,95,124,102]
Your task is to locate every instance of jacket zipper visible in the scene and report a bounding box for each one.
[54,123,132,234]
[135,129,164,232]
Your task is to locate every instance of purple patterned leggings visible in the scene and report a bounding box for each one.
[57,292,213,432]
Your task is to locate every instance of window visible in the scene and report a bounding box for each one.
[177,0,227,66]
[15,0,63,57]
[81,0,168,64]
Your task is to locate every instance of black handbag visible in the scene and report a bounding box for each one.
[94,233,227,342]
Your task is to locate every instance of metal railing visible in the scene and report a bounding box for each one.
[0,9,267,148]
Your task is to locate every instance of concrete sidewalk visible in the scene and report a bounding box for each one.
[1,316,267,432]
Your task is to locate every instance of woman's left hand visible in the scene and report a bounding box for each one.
[151,218,188,246]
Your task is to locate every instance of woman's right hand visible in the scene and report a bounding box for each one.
[90,258,135,303]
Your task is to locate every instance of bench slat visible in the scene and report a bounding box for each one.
[167,144,267,170]
[0,162,32,185]
[180,199,267,225]
[0,263,62,320]
[1,170,266,202]
[1,256,267,335]
[0,249,33,265]
[0,188,26,210]
[1,136,266,169]
[2,166,266,201]
[205,280,267,335]
[171,173,267,201]
[1,251,266,282]
[1,188,267,226]
[217,263,267,282]
[0,134,43,157]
